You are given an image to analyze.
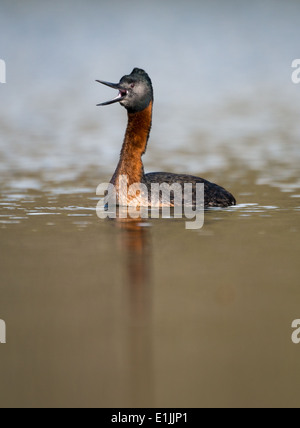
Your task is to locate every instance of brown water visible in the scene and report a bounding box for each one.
[1,0,300,408]
[0,170,299,408]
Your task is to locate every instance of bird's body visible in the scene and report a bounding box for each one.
[144,173,235,208]
[97,68,236,208]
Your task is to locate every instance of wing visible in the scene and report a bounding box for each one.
[144,172,236,208]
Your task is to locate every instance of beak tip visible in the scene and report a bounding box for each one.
[96,79,125,106]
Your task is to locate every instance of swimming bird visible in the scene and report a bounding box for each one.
[97,68,236,208]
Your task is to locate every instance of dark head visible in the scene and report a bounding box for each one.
[97,68,153,113]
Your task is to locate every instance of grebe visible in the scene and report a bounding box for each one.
[97,68,236,208]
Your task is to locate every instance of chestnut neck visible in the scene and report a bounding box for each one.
[111,101,153,186]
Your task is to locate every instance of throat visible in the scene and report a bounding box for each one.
[111,101,153,187]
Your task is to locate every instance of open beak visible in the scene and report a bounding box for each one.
[96,80,127,106]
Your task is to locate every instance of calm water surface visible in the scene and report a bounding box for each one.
[0,0,300,408]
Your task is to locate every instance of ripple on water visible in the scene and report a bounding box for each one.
[49,187,93,195]
[226,203,281,218]
[27,212,62,216]
[68,214,93,217]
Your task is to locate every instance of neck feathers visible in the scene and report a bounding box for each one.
[111,101,153,187]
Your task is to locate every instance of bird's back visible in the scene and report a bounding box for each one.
[144,172,236,208]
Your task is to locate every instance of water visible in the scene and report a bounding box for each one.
[0,0,300,408]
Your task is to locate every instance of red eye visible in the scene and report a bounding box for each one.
[131,83,135,88]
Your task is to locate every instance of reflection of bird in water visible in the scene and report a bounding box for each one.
[113,214,154,406]
[116,215,151,316]
[97,68,236,208]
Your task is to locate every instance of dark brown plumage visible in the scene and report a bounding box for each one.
[97,68,236,208]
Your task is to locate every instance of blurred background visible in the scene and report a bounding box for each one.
[0,0,300,409]
[0,0,299,185]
